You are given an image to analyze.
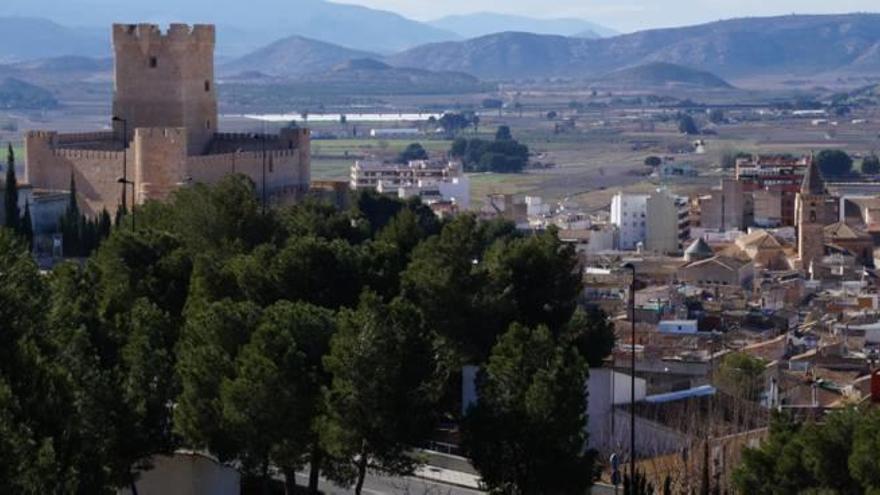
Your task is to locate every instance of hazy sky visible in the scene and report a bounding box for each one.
[342,0,880,31]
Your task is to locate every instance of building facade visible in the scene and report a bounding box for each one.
[645,189,690,255]
[25,24,310,216]
[611,192,649,250]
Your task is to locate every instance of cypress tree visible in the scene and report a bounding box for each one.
[4,144,19,231]
[20,199,33,251]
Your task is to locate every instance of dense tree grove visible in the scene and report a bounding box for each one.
[3,144,32,248]
[733,408,880,494]
[450,126,530,173]
[817,149,854,177]
[0,174,614,494]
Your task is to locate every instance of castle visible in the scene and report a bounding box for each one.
[25,23,310,216]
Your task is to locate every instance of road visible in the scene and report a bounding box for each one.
[292,472,484,495]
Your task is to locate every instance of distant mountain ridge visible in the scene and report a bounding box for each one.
[0,0,459,55]
[387,14,880,80]
[0,17,108,61]
[429,13,616,39]
[220,36,380,77]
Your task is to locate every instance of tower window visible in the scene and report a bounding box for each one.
[149,56,158,68]
[205,80,211,92]
[206,120,212,130]
[810,211,817,222]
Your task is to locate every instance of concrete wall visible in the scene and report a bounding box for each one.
[118,452,239,495]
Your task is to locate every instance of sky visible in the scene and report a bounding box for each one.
[341,0,880,32]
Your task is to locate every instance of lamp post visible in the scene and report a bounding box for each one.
[112,116,128,210]
[622,262,637,487]
[117,177,135,232]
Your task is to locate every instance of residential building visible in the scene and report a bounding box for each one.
[350,159,460,190]
[645,189,690,255]
[699,179,753,231]
[611,192,649,250]
[678,255,754,289]
[736,154,811,226]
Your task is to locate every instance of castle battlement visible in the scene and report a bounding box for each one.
[56,131,117,145]
[113,23,215,46]
[134,127,188,139]
[53,148,125,160]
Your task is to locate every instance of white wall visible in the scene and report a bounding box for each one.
[611,193,648,250]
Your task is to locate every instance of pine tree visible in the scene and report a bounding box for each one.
[4,144,19,231]
[20,200,33,251]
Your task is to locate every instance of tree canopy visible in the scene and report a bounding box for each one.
[817,149,854,177]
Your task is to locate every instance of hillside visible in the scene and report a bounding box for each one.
[597,62,732,89]
[223,57,490,98]
[0,17,107,61]
[0,77,59,109]
[387,14,880,81]
[221,36,380,78]
[0,0,459,55]
[429,13,616,39]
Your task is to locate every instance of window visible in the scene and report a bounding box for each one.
[149,56,158,68]
[206,120,212,130]
[810,211,816,222]
[205,80,211,92]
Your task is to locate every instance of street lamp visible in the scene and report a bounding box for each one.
[622,262,637,487]
[117,177,135,232]
[112,116,128,209]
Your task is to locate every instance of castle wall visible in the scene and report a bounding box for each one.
[112,24,217,155]
[26,131,128,216]
[134,128,189,203]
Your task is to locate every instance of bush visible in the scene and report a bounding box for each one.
[863,154,880,175]
[644,156,662,167]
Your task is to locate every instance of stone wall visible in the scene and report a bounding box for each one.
[112,23,217,155]
[25,131,128,216]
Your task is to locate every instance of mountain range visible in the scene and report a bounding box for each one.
[387,14,880,80]
[429,13,617,39]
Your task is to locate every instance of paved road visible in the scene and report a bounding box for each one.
[293,472,484,495]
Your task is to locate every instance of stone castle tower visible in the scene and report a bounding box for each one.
[112,24,217,155]
[24,24,310,218]
[795,156,833,271]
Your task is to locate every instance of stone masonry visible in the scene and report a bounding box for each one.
[25,23,310,216]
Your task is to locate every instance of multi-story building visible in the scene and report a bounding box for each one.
[698,179,753,231]
[352,159,469,211]
[736,154,811,226]
[611,192,649,250]
[350,159,461,190]
[645,189,691,255]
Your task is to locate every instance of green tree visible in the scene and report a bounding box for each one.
[220,302,335,493]
[20,199,32,250]
[495,125,513,141]
[321,292,440,495]
[175,300,263,460]
[714,352,766,402]
[397,142,429,163]
[644,156,662,167]
[708,109,725,124]
[562,307,615,368]
[4,143,19,231]
[462,323,594,495]
[817,149,854,177]
[862,154,880,175]
[678,114,700,135]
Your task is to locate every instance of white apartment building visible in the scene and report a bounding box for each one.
[350,159,461,190]
[386,175,471,210]
[611,192,649,250]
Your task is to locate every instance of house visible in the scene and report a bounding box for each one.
[677,255,754,290]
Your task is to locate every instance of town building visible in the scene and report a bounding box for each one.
[645,189,690,255]
[795,159,837,271]
[736,154,811,226]
[25,24,310,217]
[611,192,649,250]
[350,159,460,190]
[698,178,753,231]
